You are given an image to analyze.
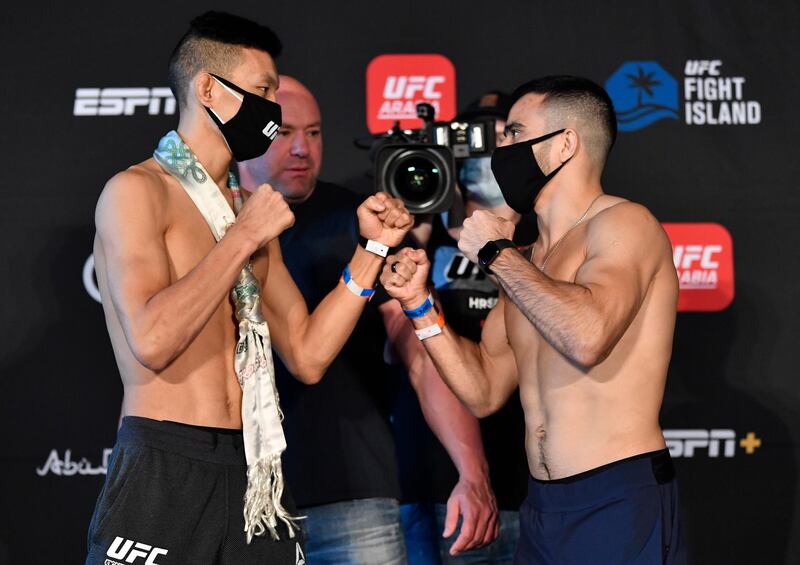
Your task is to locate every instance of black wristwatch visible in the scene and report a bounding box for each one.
[477,239,515,274]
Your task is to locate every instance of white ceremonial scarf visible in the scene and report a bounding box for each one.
[154,130,299,543]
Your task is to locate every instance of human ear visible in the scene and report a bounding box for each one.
[560,128,579,162]
[194,73,216,108]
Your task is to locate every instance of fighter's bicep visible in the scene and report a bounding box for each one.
[575,203,663,327]
[95,172,171,322]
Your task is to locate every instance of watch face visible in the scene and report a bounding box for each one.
[478,240,497,267]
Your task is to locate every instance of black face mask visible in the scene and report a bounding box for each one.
[490,129,571,214]
[205,73,282,162]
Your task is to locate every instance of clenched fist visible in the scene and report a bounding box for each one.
[232,183,295,249]
[458,210,515,264]
[357,192,413,248]
[381,248,430,308]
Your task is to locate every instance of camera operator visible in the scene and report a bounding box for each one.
[396,92,532,564]
[238,75,498,564]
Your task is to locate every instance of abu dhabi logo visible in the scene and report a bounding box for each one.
[36,448,113,476]
[605,61,679,132]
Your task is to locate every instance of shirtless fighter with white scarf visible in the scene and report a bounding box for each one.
[85,12,411,565]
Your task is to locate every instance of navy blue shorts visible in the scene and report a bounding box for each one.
[515,449,687,564]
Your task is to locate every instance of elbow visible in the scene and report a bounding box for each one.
[468,397,501,419]
[293,361,325,385]
[569,338,612,369]
[131,335,173,372]
[469,403,493,419]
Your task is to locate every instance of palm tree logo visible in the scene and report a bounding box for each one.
[626,66,662,108]
[606,61,679,131]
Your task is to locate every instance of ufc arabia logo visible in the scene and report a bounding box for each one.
[672,244,722,288]
[366,54,456,133]
[105,536,168,565]
[662,223,734,312]
[383,76,445,100]
[74,88,176,116]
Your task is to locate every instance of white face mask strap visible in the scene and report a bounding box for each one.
[212,76,244,102]
[208,76,244,124]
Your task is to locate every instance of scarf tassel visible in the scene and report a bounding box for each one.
[243,454,303,543]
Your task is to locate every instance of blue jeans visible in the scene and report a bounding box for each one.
[301,498,407,564]
[402,502,520,564]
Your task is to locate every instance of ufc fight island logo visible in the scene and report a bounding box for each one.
[105,536,168,565]
[74,87,177,116]
[662,223,734,312]
[366,54,456,133]
[606,60,762,131]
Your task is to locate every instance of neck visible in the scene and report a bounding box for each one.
[176,111,233,188]
[465,198,519,223]
[283,184,316,205]
[534,170,603,249]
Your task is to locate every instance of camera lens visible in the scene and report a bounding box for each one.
[391,154,442,204]
[376,144,455,214]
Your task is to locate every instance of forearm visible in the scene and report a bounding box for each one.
[491,248,606,366]
[384,301,489,478]
[414,357,489,479]
[401,305,495,416]
[288,245,385,381]
[126,228,255,370]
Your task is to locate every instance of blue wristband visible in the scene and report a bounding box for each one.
[403,293,434,319]
[341,264,375,299]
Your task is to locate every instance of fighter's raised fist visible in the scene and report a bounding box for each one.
[233,183,295,249]
[381,247,430,308]
[458,210,515,264]
[357,192,413,248]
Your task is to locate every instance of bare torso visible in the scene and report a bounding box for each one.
[507,198,678,479]
[95,158,266,429]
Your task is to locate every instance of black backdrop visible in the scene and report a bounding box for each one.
[2,1,799,563]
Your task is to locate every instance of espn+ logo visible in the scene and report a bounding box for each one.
[663,429,762,458]
[105,536,167,565]
[74,88,176,117]
[662,223,734,312]
[366,54,456,133]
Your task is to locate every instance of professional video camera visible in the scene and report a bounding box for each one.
[361,103,497,214]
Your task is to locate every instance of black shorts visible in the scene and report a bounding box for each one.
[86,416,304,565]
[515,449,687,564]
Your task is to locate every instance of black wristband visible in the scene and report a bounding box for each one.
[477,239,515,274]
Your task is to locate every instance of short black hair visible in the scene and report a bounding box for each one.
[511,75,617,163]
[168,11,282,109]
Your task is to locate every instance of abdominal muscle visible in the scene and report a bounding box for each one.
[512,310,669,481]
[96,242,248,430]
[112,300,245,430]
[520,377,666,480]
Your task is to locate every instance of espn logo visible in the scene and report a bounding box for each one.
[662,223,734,311]
[106,536,168,565]
[366,54,456,133]
[663,429,761,458]
[664,429,735,458]
[74,87,176,116]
